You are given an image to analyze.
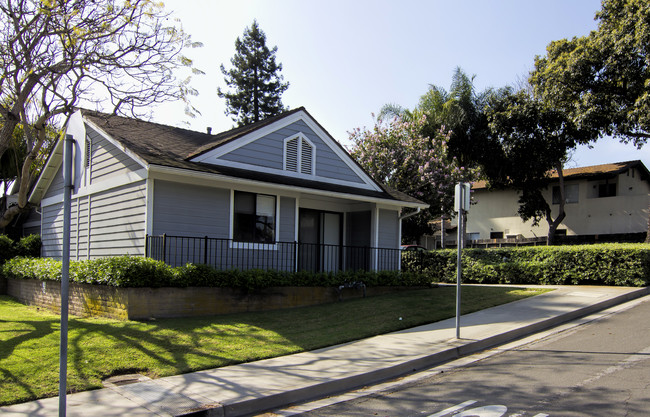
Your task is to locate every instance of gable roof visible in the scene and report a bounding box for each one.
[60,108,425,207]
[473,160,650,190]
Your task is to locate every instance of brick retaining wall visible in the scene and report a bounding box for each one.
[6,279,410,320]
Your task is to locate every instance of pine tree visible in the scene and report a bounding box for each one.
[218,20,289,126]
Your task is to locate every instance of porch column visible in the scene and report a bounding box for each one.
[371,206,379,271]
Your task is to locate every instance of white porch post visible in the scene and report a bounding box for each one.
[372,206,379,271]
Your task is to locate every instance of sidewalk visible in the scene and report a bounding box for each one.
[2,285,649,417]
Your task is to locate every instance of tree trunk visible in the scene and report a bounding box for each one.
[546,162,566,245]
[0,124,48,229]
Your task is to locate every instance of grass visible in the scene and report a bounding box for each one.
[0,285,549,406]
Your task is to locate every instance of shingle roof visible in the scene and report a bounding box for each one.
[472,160,649,190]
[80,108,425,206]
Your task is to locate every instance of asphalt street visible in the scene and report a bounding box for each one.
[270,295,650,417]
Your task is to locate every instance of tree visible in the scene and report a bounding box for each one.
[530,0,650,240]
[0,0,202,229]
[485,89,592,244]
[349,114,474,242]
[417,68,498,169]
[381,68,501,175]
[531,0,650,144]
[218,20,289,127]
[378,68,500,243]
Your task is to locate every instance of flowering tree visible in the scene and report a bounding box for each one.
[349,113,474,241]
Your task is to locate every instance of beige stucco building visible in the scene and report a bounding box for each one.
[464,161,650,242]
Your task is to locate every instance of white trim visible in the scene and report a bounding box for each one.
[230,242,279,251]
[190,109,383,192]
[275,193,281,242]
[145,178,155,235]
[149,164,426,209]
[75,196,81,260]
[372,206,380,271]
[294,197,300,242]
[204,158,377,191]
[283,133,316,176]
[229,189,280,249]
[86,194,92,260]
[29,139,64,204]
[283,135,299,172]
[229,189,235,240]
[40,168,147,207]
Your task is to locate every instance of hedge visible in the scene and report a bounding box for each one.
[3,244,649,289]
[402,244,650,287]
[1,256,430,291]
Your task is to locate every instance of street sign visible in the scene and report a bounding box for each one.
[454,183,470,212]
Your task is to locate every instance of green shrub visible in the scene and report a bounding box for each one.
[418,244,650,287]
[5,244,646,289]
[0,234,41,265]
[1,255,432,290]
[0,235,14,264]
[15,235,41,258]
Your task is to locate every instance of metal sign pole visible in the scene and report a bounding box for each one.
[455,205,463,339]
[454,183,469,339]
[59,134,74,417]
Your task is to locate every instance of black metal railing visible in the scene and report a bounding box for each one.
[145,234,403,272]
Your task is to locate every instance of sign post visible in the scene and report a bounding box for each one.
[59,135,74,417]
[454,182,470,339]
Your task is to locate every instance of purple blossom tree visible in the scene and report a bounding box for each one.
[349,113,476,242]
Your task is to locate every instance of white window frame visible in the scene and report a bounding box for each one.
[230,190,280,250]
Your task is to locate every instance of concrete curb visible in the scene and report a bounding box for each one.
[215,286,650,417]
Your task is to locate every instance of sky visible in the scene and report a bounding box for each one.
[149,0,650,169]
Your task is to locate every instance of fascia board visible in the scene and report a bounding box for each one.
[28,138,64,204]
[149,164,428,209]
[190,110,383,192]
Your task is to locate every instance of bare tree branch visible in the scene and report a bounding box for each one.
[0,0,202,228]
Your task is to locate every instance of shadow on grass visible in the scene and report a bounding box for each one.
[0,286,542,406]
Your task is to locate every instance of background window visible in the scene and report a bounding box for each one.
[598,182,616,198]
[552,184,579,204]
[234,191,276,243]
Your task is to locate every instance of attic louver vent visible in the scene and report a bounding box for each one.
[285,137,299,172]
[284,134,314,176]
[301,141,312,175]
[84,136,92,168]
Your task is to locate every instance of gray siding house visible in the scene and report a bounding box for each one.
[30,108,427,272]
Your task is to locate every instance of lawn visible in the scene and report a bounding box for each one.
[0,285,548,406]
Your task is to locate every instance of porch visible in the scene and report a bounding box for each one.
[145,234,403,272]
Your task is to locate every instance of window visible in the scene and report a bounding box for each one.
[284,134,315,175]
[233,191,276,243]
[552,184,579,204]
[490,231,504,239]
[598,182,616,198]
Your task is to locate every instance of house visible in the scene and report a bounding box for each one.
[463,161,650,244]
[29,107,428,272]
